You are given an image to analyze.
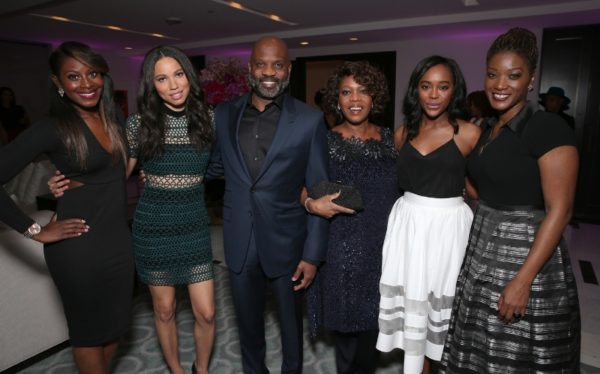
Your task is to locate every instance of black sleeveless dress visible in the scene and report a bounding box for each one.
[377,137,473,372]
[0,118,134,346]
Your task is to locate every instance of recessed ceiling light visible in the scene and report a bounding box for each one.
[349,37,359,41]
[300,41,309,46]
[50,16,69,22]
[461,0,479,6]
[30,14,179,40]
[208,0,298,26]
[124,46,133,50]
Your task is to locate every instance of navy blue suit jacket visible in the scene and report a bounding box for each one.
[206,93,329,277]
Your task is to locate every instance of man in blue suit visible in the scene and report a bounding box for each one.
[206,36,329,373]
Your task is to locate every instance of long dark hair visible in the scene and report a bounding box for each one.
[136,45,212,161]
[49,41,126,167]
[403,55,467,140]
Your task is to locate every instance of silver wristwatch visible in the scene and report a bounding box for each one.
[23,222,41,239]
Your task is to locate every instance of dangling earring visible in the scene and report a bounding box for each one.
[58,87,64,97]
[336,103,341,112]
[528,85,534,92]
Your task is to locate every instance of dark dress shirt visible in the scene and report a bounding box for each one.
[238,94,284,180]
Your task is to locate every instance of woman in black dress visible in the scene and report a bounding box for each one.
[0,42,134,373]
[440,28,580,373]
[304,61,398,374]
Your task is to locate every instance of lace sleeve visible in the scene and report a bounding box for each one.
[125,113,141,158]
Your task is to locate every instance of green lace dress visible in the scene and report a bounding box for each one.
[126,109,213,285]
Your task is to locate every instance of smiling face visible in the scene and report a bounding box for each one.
[248,37,291,101]
[153,56,189,111]
[338,75,372,126]
[52,56,104,112]
[418,63,453,120]
[485,51,533,119]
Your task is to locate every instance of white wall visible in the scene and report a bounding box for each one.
[101,51,143,117]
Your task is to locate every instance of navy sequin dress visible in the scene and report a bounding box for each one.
[308,127,398,334]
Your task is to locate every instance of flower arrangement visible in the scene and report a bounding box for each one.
[199,57,249,106]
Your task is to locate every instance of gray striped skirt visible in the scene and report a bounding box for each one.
[440,202,580,373]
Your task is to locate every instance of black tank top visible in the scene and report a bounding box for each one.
[396,138,466,198]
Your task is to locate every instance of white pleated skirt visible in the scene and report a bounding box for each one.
[377,192,473,374]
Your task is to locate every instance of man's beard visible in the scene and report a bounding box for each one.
[248,74,290,100]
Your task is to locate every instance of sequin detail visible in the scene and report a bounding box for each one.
[308,127,399,335]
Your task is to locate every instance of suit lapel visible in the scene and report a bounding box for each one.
[254,95,296,183]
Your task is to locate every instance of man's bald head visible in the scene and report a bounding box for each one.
[251,36,289,63]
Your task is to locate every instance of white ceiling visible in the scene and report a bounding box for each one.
[1,0,599,56]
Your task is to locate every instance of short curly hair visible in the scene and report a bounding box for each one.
[323,61,390,121]
[487,27,538,73]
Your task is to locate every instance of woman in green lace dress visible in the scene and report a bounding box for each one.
[124,46,215,374]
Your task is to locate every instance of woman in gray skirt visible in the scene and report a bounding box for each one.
[440,27,580,373]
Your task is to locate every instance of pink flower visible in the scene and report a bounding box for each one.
[200,57,249,106]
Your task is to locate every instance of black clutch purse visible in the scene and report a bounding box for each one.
[308,181,364,212]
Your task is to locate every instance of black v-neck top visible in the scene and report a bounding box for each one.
[0,117,125,232]
[467,103,576,206]
[396,137,466,198]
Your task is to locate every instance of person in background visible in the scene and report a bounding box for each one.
[539,86,575,129]
[304,61,398,374]
[377,55,480,374]
[205,36,329,374]
[0,86,30,142]
[314,88,338,128]
[49,45,216,374]
[466,90,495,126]
[440,27,580,373]
[0,41,134,374]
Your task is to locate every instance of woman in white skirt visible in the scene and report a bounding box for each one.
[377,55,480,374]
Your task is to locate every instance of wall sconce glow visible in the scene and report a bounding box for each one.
[349,37,359,41]
[29,14,179,40]
[300,41,309,45]
[461,0,479,6]
[209,0,298,26]
[124,47,133,50]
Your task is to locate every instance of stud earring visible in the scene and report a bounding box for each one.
[58,87,65,97]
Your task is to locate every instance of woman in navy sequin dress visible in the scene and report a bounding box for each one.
[305,61,398,374]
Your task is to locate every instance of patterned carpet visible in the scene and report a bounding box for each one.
[12,260,600,373]
[15,263,405,373]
